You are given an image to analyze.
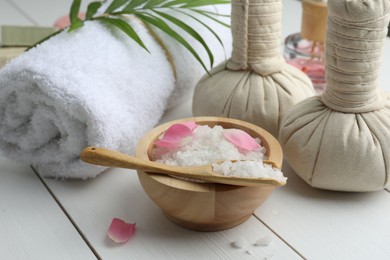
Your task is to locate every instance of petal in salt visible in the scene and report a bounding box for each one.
[181,122,198,131]
[153,139,181,148]
[223,129,260,151]
[154,123,194,148]
[107,218,136,243]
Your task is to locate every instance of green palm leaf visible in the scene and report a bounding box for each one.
[123,0,148,10]
[161,0,190,8]
[105,0,129,13]
[183,0,230,8]
[86,1,103,19]
[153,10,214,67]
[174,9,225,52]
[95,17,150,53]
[70,0,82,22]
[192,9,230,17]
[143,0,168,9]
[69,0,84,31]
[190,8,230,28]
[135,12,209,73]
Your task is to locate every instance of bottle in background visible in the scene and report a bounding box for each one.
[284,0,327,94]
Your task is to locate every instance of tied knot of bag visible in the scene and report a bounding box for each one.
[321,0,390,113]
[227,0,284,75]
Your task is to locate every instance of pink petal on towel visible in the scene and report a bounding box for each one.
[107,218,136,243]
[154,123,194,148]
[223,129,260,151]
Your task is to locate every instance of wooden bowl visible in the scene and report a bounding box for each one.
[136,117,283,231]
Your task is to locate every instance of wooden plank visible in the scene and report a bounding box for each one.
[43,166,302,259]
[0,0,32,25]
[255,163,390,259]
[0,157,97,260]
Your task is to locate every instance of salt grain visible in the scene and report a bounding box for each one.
[254,235,272,246]
[231,237,248,249]
[213,161,287,183]
[245,249,254,255]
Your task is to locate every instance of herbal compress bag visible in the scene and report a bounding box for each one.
[193,0,315,137]
[279,0,390,191]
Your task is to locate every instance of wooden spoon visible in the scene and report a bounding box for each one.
[80,147,286,187]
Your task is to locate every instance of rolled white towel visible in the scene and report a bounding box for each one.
[0,6,231,179]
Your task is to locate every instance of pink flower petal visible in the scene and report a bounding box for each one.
[181,122,198,131]
[223,129,260,151]
[153,139,181,148]
[107,218,136,243]
[154,123,194,148]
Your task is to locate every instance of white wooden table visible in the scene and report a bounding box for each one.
[1,0,390,259]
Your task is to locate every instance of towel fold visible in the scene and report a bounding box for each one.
[0,6,231,179]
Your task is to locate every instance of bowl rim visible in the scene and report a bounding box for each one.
[135,116,283,189]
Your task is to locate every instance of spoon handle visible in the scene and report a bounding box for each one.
[81,146,166,171]
[80,147,210,178]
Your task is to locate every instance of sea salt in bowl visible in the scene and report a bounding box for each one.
[136,117,284,231]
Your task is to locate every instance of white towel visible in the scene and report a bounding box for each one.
[0,6,231,179]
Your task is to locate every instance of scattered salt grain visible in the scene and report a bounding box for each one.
[245,249,254,255]
[230,236,275,257]
[231,237,248,249]
[254,235,272,246]
[213,161,287,183]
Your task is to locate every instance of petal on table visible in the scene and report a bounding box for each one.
[107,218,136,243]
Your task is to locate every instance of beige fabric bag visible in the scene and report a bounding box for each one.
[279,0,390,191]
[192,0,315,137]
